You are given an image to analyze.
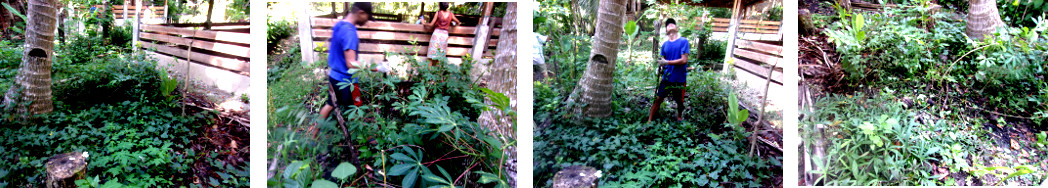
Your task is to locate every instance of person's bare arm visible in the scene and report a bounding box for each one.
[428,12,439,25]
[450,13,461,26]
[344,49,363,69]
[666,54,688,65]
[345,49,382,72]
[659,53,689,66]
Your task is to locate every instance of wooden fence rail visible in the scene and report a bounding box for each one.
[87,5,165,19]
[308,18,502,64]
[139,24,251,75]
[730,32,783,84]
[705,18,780,34]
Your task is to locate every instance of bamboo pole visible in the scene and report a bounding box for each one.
[182,41,192,116]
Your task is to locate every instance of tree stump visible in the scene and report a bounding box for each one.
[552,166,601,188]
[799,9,816,36]
[45,152,88,188]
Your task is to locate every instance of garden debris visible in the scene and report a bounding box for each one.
[182,91,250,186]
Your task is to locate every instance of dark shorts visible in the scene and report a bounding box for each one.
[656,81,686,98]
[327,77,363,107]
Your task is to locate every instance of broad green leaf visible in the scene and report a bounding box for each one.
[476,171,500,184]
[310,180,338,188]
[422,173,449,184]
[438,124,455,132]
[402,169,419,188]
[331,162,357,180]
[100,180,125,188]
[624,20,639,38]
[737,109,749,124]
[391,153,415,162]
[388,164,415,176]
[283,161,307,179]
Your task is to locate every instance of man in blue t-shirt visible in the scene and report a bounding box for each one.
[319,2,390,120]
[648,18,690,122]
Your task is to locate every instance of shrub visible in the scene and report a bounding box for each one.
[267,19,295,53]
[803,93,971,185]
[268,52,512,188]
[826,5,969,83]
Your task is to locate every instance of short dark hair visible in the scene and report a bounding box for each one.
[665,18,676,26]
[350,2,373,19]
[439,2,450,11]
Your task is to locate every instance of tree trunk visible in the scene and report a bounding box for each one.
[966,0,1005,40]
[102,0,110,44]
[572,0,626,118]
[3,0,57,116]
[478,3,517,186]
[204,0,213,30]
[344,2,350,18]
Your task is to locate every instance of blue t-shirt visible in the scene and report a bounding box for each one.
[328,21,360,83]
[660,37,690,83]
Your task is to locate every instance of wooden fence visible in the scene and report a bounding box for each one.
[88,5,166,20]
[138,23,251,75]
[730,32,783,84]
[709,18,780,34]
[309,18,502,65]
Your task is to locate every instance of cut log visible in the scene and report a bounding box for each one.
[46,152,89,188]
[552,166,600,188]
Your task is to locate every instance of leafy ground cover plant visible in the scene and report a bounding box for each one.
[0,35,248,187]
[533,13,782,186]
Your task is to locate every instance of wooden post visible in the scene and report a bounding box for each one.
[164,0,168,24]
[122,0,127,21]
[722,0,743,73]
[330,2,337,19]
[469,2,495,59]
[297,2,315,64]
[45,152,88,188]
[344,2,350,18]
[418,2,426,20]
[132,0,140,53]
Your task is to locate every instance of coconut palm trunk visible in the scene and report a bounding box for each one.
[573,0,627,117]
[480,2,517,131]
[478,3,517,186]
[4,0,58,115]
[966,0,1006,40]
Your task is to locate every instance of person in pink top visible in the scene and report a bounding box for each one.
[425,2,461,66]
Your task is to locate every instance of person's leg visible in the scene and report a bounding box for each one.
[320,104,335,119]
[673,87,685,121]
[648,96,665,123]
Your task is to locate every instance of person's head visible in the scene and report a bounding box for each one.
[439,2,450,11]
[347,2,373,25]
[665,18,678,34]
